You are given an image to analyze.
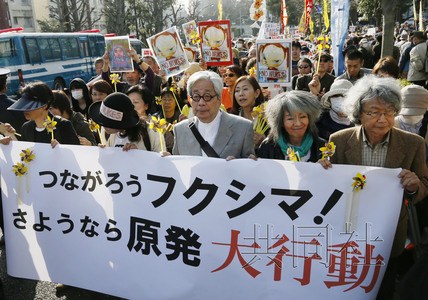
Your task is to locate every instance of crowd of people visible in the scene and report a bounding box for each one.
[1,25,428,299]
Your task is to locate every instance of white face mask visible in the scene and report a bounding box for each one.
[236,43,243,49]
[71,89,84,100]
[330,97,345,114]
[401,115,424,125]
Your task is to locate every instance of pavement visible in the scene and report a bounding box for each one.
[0,233,124,300]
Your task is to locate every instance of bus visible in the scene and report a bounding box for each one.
[0,28,105,96]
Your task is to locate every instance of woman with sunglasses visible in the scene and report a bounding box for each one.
[221,65,245,112]
[292,58,312,90]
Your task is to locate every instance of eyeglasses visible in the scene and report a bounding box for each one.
[91,92,106,97]
[191,93,217,102]
[223,73,237,78]
[363,110,397,119]
[298,65,310,69]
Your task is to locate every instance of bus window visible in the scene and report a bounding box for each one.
[130,38,143,56]
[23,38,42,64]
[39,38,61,61]
[59,37,80,60]
[0,38,16,66]
[89,36,105,57]
[79,36,90,57]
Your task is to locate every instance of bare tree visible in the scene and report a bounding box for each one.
[186,0,201,22]
[39,0,101,32]
[167,2,187,28]
[103,0,128,35]
[129,0,174,41]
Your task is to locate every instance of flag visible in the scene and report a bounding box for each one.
[298,10,306,34]
[331,0,350,76]
[281,0,288,34]
[305,0,314,28]
[322,0,330,32]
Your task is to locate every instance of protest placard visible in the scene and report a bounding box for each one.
[257,39,292,86]
[199,20,233,66]
[105,36,134,73]
[147,27,190,77]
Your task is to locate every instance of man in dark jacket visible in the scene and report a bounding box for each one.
[0,68,26,135]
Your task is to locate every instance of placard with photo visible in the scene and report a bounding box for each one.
[105,36,134,72]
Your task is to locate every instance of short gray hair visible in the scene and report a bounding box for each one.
[344,75,402,125]
[187,70,223,101]
[266,90,322,142]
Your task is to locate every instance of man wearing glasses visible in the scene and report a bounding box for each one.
[318,75,428,300]
[172,71,254,159]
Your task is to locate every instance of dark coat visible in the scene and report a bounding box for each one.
[257,135,327,162]
[0,94,26,134]
[329,126,428,257]
[21,114,80,145]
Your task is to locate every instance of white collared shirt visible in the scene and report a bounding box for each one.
[196,110,222,157]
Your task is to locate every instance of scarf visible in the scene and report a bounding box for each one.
[278,132,313,159]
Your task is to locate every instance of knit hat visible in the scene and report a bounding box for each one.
[88,92,140,129]
[400,85,428,116]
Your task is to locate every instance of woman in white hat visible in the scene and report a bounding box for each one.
[395,84,428,162]
[317,79,354,140]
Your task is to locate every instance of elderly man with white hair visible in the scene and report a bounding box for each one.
[172,70,255,159]
[319,75,428,299]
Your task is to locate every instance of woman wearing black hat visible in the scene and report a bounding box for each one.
[7,81,79,148]
[88,92,163,152]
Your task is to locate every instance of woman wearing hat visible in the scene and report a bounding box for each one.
[258,90,326,162]
[395,84,428,162]
[7,81,79,148]
[88,92,164,152]
[317,79,354,140]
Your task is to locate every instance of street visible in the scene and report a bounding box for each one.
[0,233,124,300]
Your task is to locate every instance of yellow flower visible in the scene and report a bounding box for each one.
[109,73,121,85]
[352,172,366,191]
[251,103,266,119]
[316,35,330,51]
[12,162,28,177]
[182,104,190,117]
[248,67,256,77]
[254,0,263,9]
[43,115,57,133]
[20,148,35,163]
[320,142,336,160]
[253,10,264,21]
[189,31,201,44]
[149,116,170,134]
[88,119,100,132]
[287,147,300,162]
[155,96,163,106]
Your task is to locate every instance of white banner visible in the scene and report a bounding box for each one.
[0,142,403,300]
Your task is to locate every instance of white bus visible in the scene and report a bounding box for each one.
[0,28,105,96]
